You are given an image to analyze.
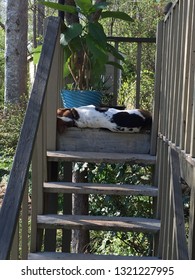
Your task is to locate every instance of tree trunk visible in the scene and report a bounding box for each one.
[4,0,28,104]
[64,0,79,25]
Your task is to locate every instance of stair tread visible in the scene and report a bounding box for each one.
[28,252,159,260]
[37,214,160,233]
[47,151,156,164]
[43,182,158,196]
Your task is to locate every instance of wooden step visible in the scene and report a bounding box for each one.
[37,214,160,233]
[57,127,151,154]
[43,182,158,196]
[47,151,156,165]
[28,252,159,260]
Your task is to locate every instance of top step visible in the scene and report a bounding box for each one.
[57,127,151,154]
[47,151,156,165]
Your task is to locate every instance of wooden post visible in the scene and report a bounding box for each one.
[72,167,90,253]
[188,178,195,259]
[136,42,142,108]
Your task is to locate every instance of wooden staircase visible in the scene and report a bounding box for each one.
[29,129,160,260]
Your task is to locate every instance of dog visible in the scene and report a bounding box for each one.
[57,105,152,133]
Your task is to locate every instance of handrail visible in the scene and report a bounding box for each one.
[107,37,156,43]
[0,16,62,260]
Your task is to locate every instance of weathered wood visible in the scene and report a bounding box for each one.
[188,183,195,259]
[43,182,158,196]
[150,21,163,156]
[44,162,58,251]
[0,17,62,260]
[170,148,189,259]
[28,252,159,260]
[136,42,142,108]
[62,162,72,253]
[37,214,160,233]
[57,128,151,154]
[107,37,156,43]
[21,185,29,259]
[47,151,156,165]
[72,168,90,254]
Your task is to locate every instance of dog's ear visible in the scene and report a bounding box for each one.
[57,108,68,117]
[71,108,80,120]
[57,108,74,119]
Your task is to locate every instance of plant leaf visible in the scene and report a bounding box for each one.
[39,1,77,14]
[89,2,109,13]
[88,22,107,48]
[101,11,133,22]
[86,34,108,61]
[75,0,93,14]
[62,23,82,46]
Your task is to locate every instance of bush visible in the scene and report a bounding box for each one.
[86,162,155,256]
[0,98,27,181]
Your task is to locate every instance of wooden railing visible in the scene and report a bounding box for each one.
[0,16,63,259]
[156,0,195,259]
[107,37,156,108]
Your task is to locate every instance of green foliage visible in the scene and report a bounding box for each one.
[85,162,154,256]
[118,70,155,111]
[41,0,132,90]
[0,98,27,181]
[90,231,153,256]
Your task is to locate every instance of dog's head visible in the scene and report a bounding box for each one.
[57,108,80,133]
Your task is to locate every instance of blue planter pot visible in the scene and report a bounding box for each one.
[61,89,102,108]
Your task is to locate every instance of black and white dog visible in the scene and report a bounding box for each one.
[57,105,152,133]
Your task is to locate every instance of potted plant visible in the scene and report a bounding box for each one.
[41,0,133,107]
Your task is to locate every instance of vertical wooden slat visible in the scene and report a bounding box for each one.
[169,3,180,142]
[156,139,165,258]
[62,162,72,252]
[42,18,64,253]
[30,114,44,252]
[44,162,58,251]
[21,185,29,259]
[175,0,187,146]
[188,178,195,259]
[10,222,19,259]
[30,17,63,254]
[160,141,169,259]
[167,6,177,141]
[191,73,195,157]
[158,23,167,135]
[184,0,195,153]
[180,0,193,150]
[136,42,142,108]
[112,41,120,106]
[150,22,163,155]
[163,145,171,259]
[170,148,188,259]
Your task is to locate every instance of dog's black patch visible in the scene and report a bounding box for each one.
[95,107,109,113]
[112,112,145,128]
[71,108,80,120]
